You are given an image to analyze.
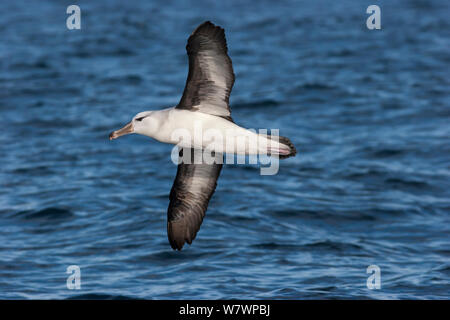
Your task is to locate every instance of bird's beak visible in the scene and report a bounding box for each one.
[109,122,134,140]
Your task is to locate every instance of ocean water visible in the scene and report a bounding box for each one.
[0,0,449,299]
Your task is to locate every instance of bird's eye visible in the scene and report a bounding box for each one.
[135,116,146,122]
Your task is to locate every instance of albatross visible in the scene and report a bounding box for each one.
[110,21,296,250]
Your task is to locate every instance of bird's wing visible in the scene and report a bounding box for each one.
[176,21,235,122]
[167,148,222,250]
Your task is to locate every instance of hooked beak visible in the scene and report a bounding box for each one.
[109,122,134,140]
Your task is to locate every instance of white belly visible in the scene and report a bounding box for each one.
[154,108,275,155]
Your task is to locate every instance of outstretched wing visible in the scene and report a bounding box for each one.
[177,21,235,121]
[167,149,222,250]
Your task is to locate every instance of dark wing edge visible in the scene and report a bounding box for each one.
[176,21,235,122]
[167,148,222,250]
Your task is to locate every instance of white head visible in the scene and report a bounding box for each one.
[109,111,159,140]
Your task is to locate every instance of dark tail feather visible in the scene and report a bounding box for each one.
[278,136,297,159]
[266,135,297,159]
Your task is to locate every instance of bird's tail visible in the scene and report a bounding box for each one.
[264,135,297,159]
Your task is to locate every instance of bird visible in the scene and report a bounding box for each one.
[109,21,296,250]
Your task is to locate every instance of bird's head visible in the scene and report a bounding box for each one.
[109,111,155,140]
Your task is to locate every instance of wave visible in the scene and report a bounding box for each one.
[66,293,137,300]
[12,207,74,221]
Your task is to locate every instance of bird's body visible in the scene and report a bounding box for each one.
[110,21,297,250]
[134,107,287,156]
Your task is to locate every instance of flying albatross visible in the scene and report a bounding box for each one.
[110,21,296,250]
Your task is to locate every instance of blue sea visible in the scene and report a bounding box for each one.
[0,0,449,299]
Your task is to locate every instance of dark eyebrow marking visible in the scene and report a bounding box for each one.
[135,116,147,122]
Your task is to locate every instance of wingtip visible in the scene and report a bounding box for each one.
[168,235,185,251]
[168,220,197,251]
[187,21,228,55]
[199,21,216,28]
[170,243,184,251]
[169,238,194,251]
[201,20,213,26]
[191,20,224,36]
